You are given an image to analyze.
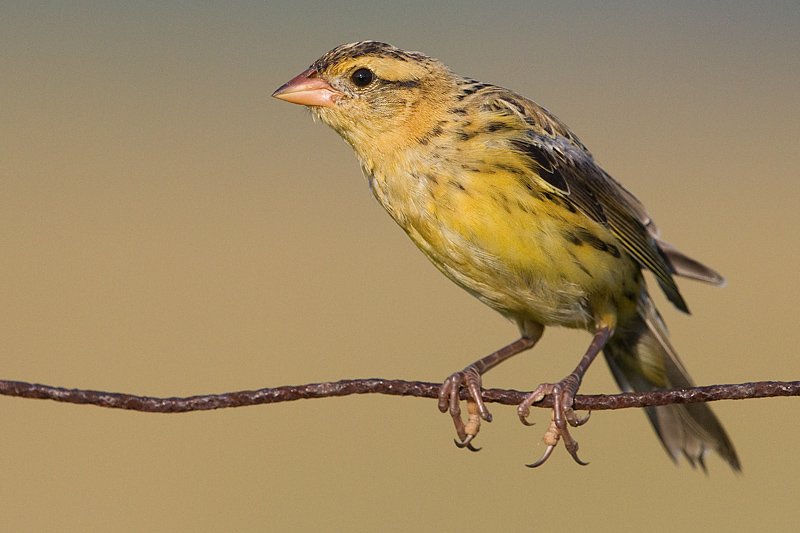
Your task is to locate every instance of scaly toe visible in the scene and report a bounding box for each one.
[521,383,592,468]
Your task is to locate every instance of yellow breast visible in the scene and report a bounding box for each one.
[367,150,641,329]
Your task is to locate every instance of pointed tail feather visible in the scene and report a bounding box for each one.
[656,237,727,287]
[603,295,740,471]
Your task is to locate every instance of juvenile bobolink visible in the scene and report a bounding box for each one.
[273,41,739,470]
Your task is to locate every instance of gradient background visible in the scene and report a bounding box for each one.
[2,1,799,531]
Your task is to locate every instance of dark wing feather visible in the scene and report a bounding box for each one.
[485,90,693,312]
[591,166,726,287]
[527,136,690,313]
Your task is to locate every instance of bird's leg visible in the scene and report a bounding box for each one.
[439,328,542,450]
[518,323,615,467]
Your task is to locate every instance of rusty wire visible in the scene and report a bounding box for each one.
[0,378,796,413]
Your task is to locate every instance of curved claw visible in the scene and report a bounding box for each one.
[569,449,589,466]
[453,436,482,452]
[573,410,591,427]
[526,445,555,468]
[518,414,535,427]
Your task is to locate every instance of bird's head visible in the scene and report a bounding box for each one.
[273,41,458,163]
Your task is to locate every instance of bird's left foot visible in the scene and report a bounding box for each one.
[517,373,591,468]
[517,324,612,467]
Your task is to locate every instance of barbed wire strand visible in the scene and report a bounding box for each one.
[0,378,796,413]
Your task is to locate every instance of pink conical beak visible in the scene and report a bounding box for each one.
[272,68,342,108]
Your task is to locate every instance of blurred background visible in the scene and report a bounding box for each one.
[1,1,798,530]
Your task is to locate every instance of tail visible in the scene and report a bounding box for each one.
[603,294,740,471]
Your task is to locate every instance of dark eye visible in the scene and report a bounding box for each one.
[351,68,374,88]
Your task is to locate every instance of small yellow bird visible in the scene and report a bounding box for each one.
[273,41,739,470]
